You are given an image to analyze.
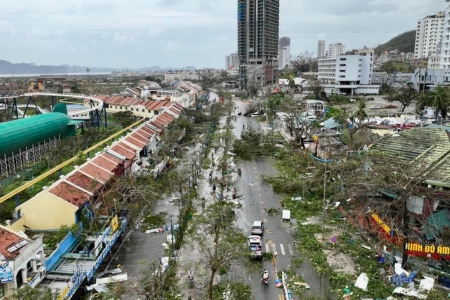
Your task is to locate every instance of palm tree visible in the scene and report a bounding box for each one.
[431,85,450,120]
[288,73,295,96]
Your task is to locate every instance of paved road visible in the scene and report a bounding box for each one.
[231,99,294,300]
[232,99,334,300]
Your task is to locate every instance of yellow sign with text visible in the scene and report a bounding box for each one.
[405,242,450,255]
[371,213,391,233]
[111,215,119,232]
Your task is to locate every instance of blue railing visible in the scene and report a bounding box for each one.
[65,219,128,299]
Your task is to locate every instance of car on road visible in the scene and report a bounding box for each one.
[251,221,264,236]
[248,235,263,259]
[237,112,242,116]
[370,105,381,110]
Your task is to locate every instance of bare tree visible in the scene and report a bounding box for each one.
[291,51,318,75]
[187,202,248,300]
[387,82,418,112]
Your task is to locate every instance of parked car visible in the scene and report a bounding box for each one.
[248,235,263,259]
[251,221,264,236]
[385,104,398,109]
[370,105,381,110]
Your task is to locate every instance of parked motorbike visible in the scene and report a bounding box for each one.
[237,167,242,176]
[262,269,269,285]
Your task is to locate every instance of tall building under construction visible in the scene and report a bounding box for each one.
[238,0,279,89]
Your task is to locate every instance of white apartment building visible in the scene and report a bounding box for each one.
[225,53,239,70]
[317,40,326,58]
[327,43,345,58]
[441,2,450,68]
[318,58,336,83]
[318,48,379,95]
[428,52,441,69]
[414,11,445,59]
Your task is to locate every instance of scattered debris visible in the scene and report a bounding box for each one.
[145,228,164,234]
[354,273,369,291]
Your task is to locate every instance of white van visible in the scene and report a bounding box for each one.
[282,210,291,222]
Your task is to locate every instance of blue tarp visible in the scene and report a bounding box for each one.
[323,117,341,129]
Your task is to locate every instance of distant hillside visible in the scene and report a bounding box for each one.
[0,60,198,75]
[374,30,416,54]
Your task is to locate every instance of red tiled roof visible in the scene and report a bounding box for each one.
[121,97,137,105]
[80,163,114,183]
[141,126,157,135]
[172,102,184,110]
[0,228,22,260]
[103,152,123,164]
[130,132,148,144]
[111,144,136,160]
[91,155,118,173]
[119,141,139,152]
[152,102,167,110]
[148,121,163,130]
[145,101,160,110]
[153,119,165,128]
[124,136,146,149]
[135,128,152,139]
[49,181,91,207]
[66,171,103,194]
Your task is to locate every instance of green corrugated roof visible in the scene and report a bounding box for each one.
[0,113,72,157]
[423,209,450,240]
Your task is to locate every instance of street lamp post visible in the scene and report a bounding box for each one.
[170,220,174,257]
[322,161,326,240]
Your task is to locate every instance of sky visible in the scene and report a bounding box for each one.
[0,0,446,69]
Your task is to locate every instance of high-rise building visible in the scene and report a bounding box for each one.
[414,11,444,59]
[327,43,345,58]
[225,53,239,70]
[278,37,291,69]
[238,0,280,88]
[317,40,325,58]
[441,3,450,68]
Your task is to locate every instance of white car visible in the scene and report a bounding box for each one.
[248,235,263,259]
[251,221,264,236]
[370,105,381,110]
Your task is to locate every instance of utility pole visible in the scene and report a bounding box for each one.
[170,220,174,257]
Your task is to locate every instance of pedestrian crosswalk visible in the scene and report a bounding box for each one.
[264,242,295,256]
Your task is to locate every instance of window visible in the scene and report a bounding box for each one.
[340,58,347,61]
[142,109,145,112]
[0,284,4,297]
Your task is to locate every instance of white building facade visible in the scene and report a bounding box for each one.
[441,3,450,68]
[327,43,345,58]
[414,11,445,59]
[318,48,379,95]
[225,53,239,70]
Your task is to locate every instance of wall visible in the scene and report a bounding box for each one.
[45,231,77,270]
[335,55,361,82]
[15,190,78,230]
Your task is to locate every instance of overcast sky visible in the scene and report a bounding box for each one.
[0,0,446,69]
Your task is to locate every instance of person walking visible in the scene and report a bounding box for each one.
[212,184,216,193]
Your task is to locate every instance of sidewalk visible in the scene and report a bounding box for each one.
[176,117,238,299]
